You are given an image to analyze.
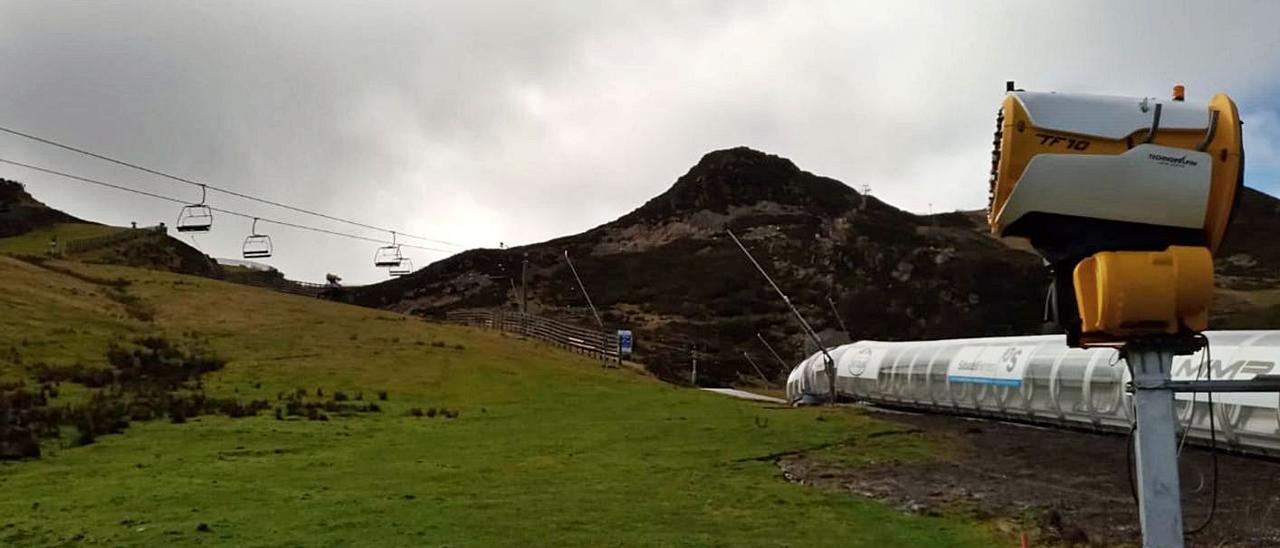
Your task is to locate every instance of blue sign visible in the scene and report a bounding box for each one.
[617,330,633,355]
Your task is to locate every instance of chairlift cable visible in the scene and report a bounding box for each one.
[0,157,447,253]
[0,124,460,247]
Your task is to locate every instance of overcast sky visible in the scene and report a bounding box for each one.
[3,1,1279,284]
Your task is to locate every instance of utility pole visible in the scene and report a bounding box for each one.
[727,229,837,405]
[742,352,771,386]
[563,250,608,366]
[520,253,529,314]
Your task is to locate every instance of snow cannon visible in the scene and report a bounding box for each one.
[987,82,1243,347]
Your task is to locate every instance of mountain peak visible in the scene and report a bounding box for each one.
[693,146,800,173]
[616,147,866,225]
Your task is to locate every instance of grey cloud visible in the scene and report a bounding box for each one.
[2,0,1279,284]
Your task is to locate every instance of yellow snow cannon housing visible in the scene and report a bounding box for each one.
[986,84,1243,347]
[1072,246,1213,343]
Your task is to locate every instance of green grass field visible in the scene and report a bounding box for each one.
[0,254,1001,547]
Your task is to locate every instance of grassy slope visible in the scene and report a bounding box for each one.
[0,222,124,255]
[0,256,997,547]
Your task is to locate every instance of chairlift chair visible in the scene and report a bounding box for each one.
[373,231,403,267]
[373,247,402,267]
[242,218,273,259]
[389,256,413,277]
[176,184,214,233]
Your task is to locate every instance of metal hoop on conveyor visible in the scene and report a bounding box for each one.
[1047,349,1072,421]
[923,347,945,406]
[1085,350,1124,418]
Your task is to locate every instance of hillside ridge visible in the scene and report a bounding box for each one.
[8,149,1279,386]
[352,147,1048,383]
[0,178,84,237]
[351,147,1280,384]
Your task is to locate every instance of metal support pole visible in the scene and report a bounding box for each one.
[563,250,607,367]
[742,352,771,386]
[691,345,698,386]
[826,294,850,339]
[1127,345,1185,548]
[757,333,789,373]
[727,230,836,404]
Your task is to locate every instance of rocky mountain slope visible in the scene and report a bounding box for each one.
[1215,186,1280,287]
[354,148,1280,384]
[353,148,1054,383]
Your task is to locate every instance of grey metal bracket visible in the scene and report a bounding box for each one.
[1129,375,1280,393]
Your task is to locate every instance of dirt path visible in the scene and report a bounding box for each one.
[781,408,1280,547]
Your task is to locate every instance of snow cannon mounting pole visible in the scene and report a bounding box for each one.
[563,249,608,368]
[1123,338,1198,547]
[726,229,836,405]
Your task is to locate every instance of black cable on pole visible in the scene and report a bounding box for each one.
[0,157,447,252]
[1122,335,1221,537]
[1185,334,1219,536]
[0,124,460,247]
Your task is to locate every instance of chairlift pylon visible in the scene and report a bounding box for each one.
[373,231,403,268]
[176,184,213,233]
[389,256,413,277]
[242,217,273,259]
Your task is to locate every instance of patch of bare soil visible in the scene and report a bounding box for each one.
[780,409,1280,547]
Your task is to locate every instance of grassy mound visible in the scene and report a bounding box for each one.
[0,256,997,546]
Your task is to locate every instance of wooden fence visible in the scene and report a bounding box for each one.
[227,277,333,297]
[446,309,619,361]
